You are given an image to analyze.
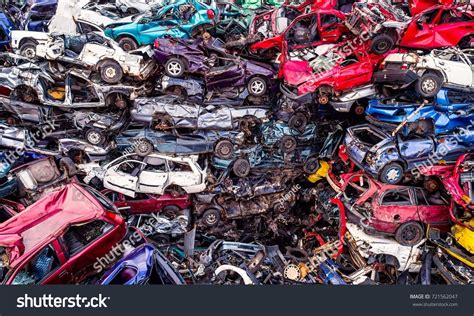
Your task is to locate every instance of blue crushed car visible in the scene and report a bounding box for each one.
[103,0,217,51]
[366,89,474,135]
[344,123,474,184]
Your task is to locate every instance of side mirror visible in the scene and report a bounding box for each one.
[416,20,424,30]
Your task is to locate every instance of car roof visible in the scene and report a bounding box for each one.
[0,182,107,268]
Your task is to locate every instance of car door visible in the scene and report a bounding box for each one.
[167,160,200,189]
[431,9,473,47]
[205,59,246,92]
[7,242,68,285]
[335,52,373,91]
[318,12,344,43]
[59,219,122,282]
[397,136,435,167]
[104,160,143,197]
[138,156,169,194]
[414,188,450,227]
[68,74,101,108]
[377,188,416,232]
[400,8,440,49]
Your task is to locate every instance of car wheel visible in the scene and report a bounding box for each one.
[165,58,186,77]
[165,185,185,198]
[118,36,138,52]
[100,60,123,84]
[20,41,37,59]
[353,104,365,115]
[379,162,404,184]
[273,201,289,213]
[162,205,181,218]
[135,139,154,157]
[247,77,268,97]
[303,157,320,174]
[395,222,424,246]
[59,157,77,177]
[85,128,106,146]
[201,208,221,227]
[280,135,297,153]
[370,34,394,55]
[415,72,442,98]
[214,139,234,159]
[232,158,250,178]
[288,112,307,132]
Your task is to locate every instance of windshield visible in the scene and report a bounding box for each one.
[0,246,11,284]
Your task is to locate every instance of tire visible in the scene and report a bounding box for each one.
[59,157,77,177]
[370,34,394,55]
[165,58,186,78]
[232,158,250,178]
[415,72,442,98]
[247,76,268,97]
[303,157,320,174]
[379,162,404,184]
[135,139,154,157]
[118,36,138,52]
[280,135,297,153]
[395,222,424,246]
[273,201,289,213]
[162,205,181,218]
[459,35,473,49]
[201,208,221,227]
[100,60,123,84]
[288,113,307,132]
[85,128,106,146]
[353,104,365,115]
[214,139,234,159]
[19,41,37,59]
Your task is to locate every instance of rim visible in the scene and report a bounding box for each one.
[290,115,305,129]
[235,161,249,175]
[137,141,151,154]
[23,47,36,58]
[250,79,265,94]
[421,78,436,93]
[217,142,232,157]
[167,61,182,76]
[376,41,388,51]
[104,66,117,79]
[87,131,101,144]
[385,166,401,182]
[205,212,218,225]
[283,138,295,150]
[401,225,420,243]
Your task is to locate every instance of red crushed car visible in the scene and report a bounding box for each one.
[249,9,348,54]
[0,183,127,284]
[101,190,191,216]
[280,42,387,104]
[339,172,451,246]
[399,5,474,49]
[421,153,474,212]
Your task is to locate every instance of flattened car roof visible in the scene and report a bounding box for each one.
[0,183,106,267]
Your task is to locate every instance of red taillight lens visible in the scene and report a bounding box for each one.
[207,9,215,20]
[400,63,408,70]
[154,40,160,49]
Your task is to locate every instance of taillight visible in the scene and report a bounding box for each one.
[207,9,215,20]
[400,63,408,70]
[154,40,160,49]
[379,61,385,70]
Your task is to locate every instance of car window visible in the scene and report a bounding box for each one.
[84,186,120,215]
[417,189,448,206]
[62,220,114,257]
[169,161,192,172]
[117,161,145,177]
[128,193,148,200]
[419,9,438,24]
[439,10,471,24]
[320,14,340,30]
[144,157,167,172]
[77,22,101,34]
[11,244,60,285]
[381,189,412,206]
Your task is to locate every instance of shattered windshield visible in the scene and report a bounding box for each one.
[0,247,11,284]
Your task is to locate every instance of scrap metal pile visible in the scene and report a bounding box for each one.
[0,0,473,285]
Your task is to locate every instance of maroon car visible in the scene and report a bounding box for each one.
[101,190,191,216]
[0,183,127,284]
[339,172,451,246]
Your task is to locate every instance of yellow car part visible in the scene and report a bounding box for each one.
[307,160,329,183]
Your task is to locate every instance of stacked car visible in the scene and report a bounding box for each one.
[0,0,472,285]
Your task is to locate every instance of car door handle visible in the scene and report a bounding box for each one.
[439,61,445,66]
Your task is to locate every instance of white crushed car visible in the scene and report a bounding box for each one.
[374,48,474,97]
[102,153,208,197]
[10,31,157,84]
